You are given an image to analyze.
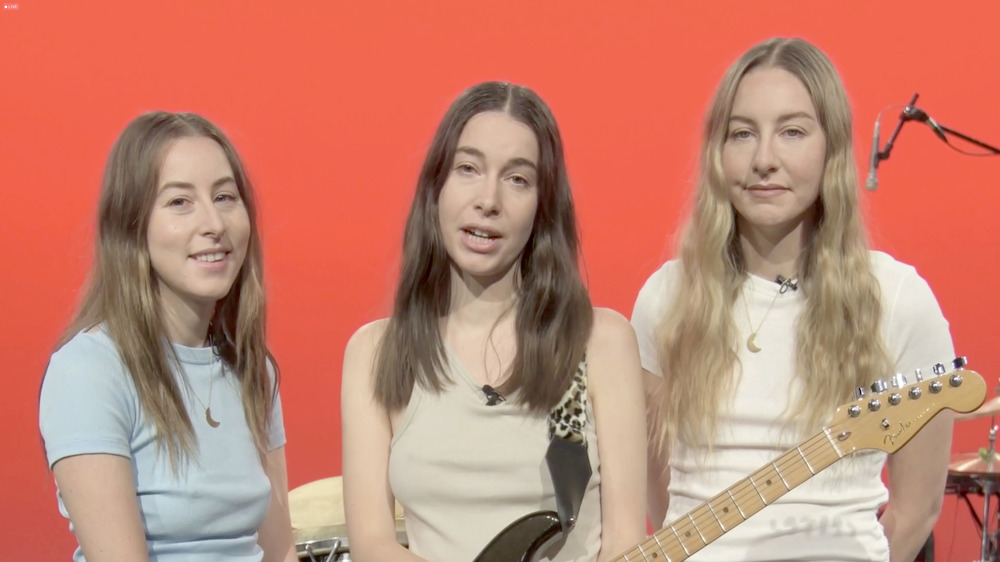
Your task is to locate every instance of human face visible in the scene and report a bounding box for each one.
[437,111,540,287]
[723,66,827,239]
[147,136,250,320]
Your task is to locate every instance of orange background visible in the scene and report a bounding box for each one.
[2,1,998,559]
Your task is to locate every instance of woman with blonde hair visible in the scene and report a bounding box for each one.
[632,38,953,561]
[342,81,646,561]
[39,112,296,561]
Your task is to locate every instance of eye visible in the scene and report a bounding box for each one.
[215,192,240,204]
[783,127,807,138]
[728,129,753,141]
[166,197,191,208]
[508,174,531,188]
[454,162,477,175]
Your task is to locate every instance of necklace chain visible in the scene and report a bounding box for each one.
[741,277,794,353]
[186,350,221,428]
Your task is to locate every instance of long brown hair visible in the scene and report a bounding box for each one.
[374,82,593,413]
[652,38,892,452]
[54,111,278,468]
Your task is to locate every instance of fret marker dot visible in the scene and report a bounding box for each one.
[723,507,729,513]
[685,531,691,537]
[766,479,772,486]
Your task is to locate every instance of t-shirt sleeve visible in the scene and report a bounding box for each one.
[39,334,137,468]
[883,266,956,374]
[265,361,286,451]
[630,263,673,377]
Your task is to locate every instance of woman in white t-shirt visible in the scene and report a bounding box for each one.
[631,38,953,562]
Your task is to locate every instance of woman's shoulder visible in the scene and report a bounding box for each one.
[346,318,390,353]
[587,308,639,364]
[49,327,124,374]
[868,250,928,295]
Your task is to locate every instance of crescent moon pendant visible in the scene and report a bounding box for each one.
[205,407,221,428]
[747,333,762,353]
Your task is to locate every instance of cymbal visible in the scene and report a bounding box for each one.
[289,476,406,545]
[955,395,1000,421]
[948,451,1000,476]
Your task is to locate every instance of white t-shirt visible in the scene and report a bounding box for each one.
[631,251,954,562]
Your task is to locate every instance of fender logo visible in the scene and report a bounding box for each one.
[883,420,914,447]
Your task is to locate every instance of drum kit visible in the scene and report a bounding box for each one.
[289,476,407,561]
[950,395,1000,562]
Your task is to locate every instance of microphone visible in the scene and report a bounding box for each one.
[776,275,799,293]
[904,106,949,143]
[482,385,505,406]
[866,118,881,191]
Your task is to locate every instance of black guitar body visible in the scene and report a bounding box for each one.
[473,510,562,562]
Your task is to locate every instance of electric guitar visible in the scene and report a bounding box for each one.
[473,358,985,562]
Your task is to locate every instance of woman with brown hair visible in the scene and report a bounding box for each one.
[342,82,646,561]
[39,112,296,562]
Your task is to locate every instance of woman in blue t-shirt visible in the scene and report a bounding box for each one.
[39,112,296,562]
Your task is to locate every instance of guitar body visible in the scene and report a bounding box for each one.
[473,511,562,562]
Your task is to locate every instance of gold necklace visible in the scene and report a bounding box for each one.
[187,353,221,428]
[741,277,794,353]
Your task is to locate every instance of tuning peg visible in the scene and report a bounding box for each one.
[890,374,907,388]
[871,380,888,394]
[950,373,964,387]
[908,387,922,399]
[929,380,943,393]
[952,357,968,369]
[889,393,902,405]
[855,386,866,399]
[933,363,947,375]
[913,368,923,382]
[869,398,882,412]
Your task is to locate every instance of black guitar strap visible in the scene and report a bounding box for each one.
[545,357,592,534]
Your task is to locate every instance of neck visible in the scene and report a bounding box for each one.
[159,291,214,348]
[445,264,518,330]
[738,216,814,282]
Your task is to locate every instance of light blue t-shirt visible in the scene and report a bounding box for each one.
[39,329,286,562]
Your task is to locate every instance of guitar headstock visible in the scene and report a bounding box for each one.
[829,357,985,454]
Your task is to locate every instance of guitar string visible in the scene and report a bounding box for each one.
[618,432,838,560]
[619,430,846,560]
[618,362,960,561]
[620,363,959,561]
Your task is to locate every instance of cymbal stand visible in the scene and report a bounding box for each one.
[979,425,998,562]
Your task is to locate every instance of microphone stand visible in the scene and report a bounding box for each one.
[875,93,1000,166]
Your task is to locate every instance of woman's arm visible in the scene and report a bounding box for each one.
[341,320,425,562]
[644,369,671,528]
[881,412,952,562]
[588,308,648,561]
[53,454,151,562]
[258,446,298,562]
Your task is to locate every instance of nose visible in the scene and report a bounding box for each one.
[751,134,779,177]
[475,176,502,217]
[199,199,226,238]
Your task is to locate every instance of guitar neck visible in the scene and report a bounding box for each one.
[616,429,845,561]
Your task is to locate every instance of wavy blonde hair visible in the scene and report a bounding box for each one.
[50,111,278,469]
[651,38,892,454]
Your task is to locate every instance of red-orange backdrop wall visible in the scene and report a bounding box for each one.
[2,1,998,559]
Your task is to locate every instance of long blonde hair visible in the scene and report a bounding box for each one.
[652,38,892,454]
[52,111,278,468]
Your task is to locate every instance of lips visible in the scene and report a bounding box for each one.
[461,226,501,240]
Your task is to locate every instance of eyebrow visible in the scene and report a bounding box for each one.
[455,146,538,170]
[728,111,817,126]
[159,177,236,191]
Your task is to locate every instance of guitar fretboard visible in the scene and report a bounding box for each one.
[615,429,845,561]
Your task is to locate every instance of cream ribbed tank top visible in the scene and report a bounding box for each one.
[388,346,602,561]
